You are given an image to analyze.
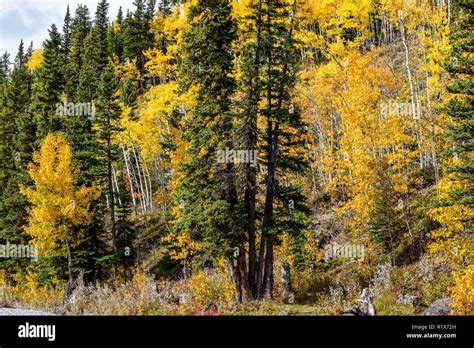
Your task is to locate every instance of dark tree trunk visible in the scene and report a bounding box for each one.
[246,169,257,298]
[244,0,263,302]
[281,262,292,300]
[262,238,274,299]
[64,239,76,302]
[237,249,248,302]
[107,131,117,276]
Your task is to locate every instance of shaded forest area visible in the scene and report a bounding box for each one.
[0,0,472,315]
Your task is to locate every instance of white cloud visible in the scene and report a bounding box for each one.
[0,0,136,57]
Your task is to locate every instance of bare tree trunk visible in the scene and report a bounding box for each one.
[131,140,146,214]
[112,165,122,206]
[119,134,137,216]
[399,13,423,169]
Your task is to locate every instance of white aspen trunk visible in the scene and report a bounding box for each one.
[399,12,423,169]
[112,165,122,207]
[131,140,147,214]
[119,134,138,217]
[447,0,451,25]
[141,155,154,213]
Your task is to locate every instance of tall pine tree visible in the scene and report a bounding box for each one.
[31,25,64,139]
[176,0,246,299]
[0,42,34,279]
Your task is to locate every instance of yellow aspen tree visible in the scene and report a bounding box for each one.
[25,49,44,72]
[21,133,100,285]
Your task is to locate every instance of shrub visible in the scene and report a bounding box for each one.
[2,268,65,310]
[370,261,393,297]
[421,272,453,306]
[334,265,371,302]
[451,265,474,315]
[187,268,235,310]
[292,270,333,303]
[374,291,416,315]
[63,269,157,315]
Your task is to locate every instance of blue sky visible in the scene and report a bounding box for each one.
[0,0,136,58]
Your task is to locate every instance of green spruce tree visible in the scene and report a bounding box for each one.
[176,0,246,298]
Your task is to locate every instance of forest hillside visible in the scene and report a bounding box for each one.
[0,0,472,315]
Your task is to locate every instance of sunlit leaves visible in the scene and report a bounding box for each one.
[20,134,100,256]
[25,49,44,72]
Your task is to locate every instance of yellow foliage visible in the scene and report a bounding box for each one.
[123,82,179,162]
[149,2,196,59]
[0,269,5,286]
[187,267,235,306]
[20,134,100,256]
[9,267,64,309]
[298,49,415,232]
[232,0,253,20]
[112,21,121,33]
[25,49,44,71]
[427,170,473,266]
[303,230,324,267]
[162,231,202,261]
[144,48,176,79]
[451,265,474,315]
[299,0,373,56]
[428,203,474,266]
[114,57,141,82]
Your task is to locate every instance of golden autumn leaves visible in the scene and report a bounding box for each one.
[20,134,100,258]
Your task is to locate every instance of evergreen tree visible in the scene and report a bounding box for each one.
[63,4,108,281]
[108,7,125,60]
[67,5,92,99]
[428,0,474,268]
[123,0,155,77]
[115,169,136,278]
[62,5,74,98]
[95,62,124,271]
[0,42,34,279]
[158,0,177,15]
[444,0,473,201]
[31,24,65,139]
[257,0,308,298]
[237,0,264,300]
[177,0,244,297]
[0,52,10,83]
[76,0,110,101]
